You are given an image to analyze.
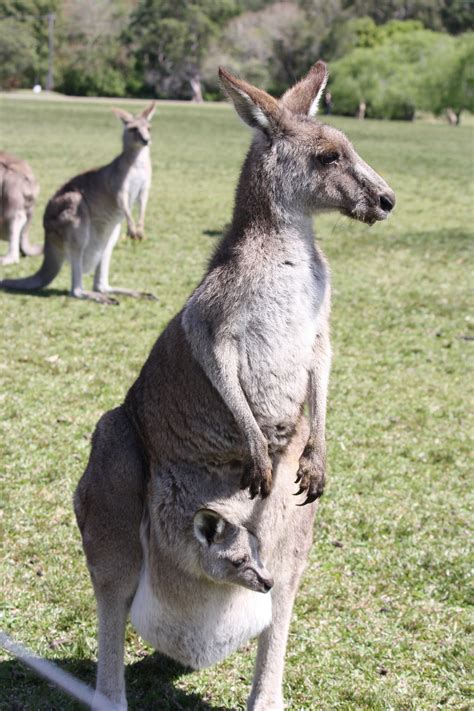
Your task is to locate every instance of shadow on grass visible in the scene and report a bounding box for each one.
[0,286,69,298]
[0,653,229,710]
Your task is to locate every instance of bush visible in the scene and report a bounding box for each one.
[59,66,126,98]
[329,26,457,120]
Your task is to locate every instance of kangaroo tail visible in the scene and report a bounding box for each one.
[0,236,63,291]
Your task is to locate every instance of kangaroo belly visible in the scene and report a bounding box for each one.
[130,566,272,669]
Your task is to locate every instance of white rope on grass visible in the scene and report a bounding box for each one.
[0,631,121,710]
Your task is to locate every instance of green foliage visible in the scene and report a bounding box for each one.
[329,25,472,120]
[124,0,239,99]
[0,0,59,87]
[422,32,474,117]
[59,63,127,98]
[0,0,472,116]
[0,96,472,709]
[0,18,38,88]
[341,0,473,33]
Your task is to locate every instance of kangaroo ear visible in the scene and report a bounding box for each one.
[193,509,226,546]
[280,60,328,118]
[112,107,134,125]
[218,67,282,134]
[141,101,156,121]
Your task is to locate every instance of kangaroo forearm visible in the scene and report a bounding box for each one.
[307,331,331,448]
[137,188,150,228]
[117,193,135,230]
[183,316,265,452]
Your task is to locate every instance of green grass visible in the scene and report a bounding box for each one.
[0,95,472,710]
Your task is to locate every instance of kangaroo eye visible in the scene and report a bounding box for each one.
[319,152,339,165]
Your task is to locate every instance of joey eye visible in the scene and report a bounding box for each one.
[231,556,249,568]
[319,152,339,166]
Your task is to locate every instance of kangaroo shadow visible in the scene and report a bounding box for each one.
[0,653,231,710]
[0,286,69,299]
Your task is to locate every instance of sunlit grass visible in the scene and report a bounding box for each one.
[0,95,472,709]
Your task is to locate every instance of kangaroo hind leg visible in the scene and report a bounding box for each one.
[74,406,147,709]
[1,212,27,265]
[93,224,157,301]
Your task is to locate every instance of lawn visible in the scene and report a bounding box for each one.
[0,95,472,710]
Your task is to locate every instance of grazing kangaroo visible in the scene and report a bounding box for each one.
[0,103,156,304]
[74,61,395,709]
[0,151,41,265]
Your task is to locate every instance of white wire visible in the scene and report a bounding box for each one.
[0,631,121,710]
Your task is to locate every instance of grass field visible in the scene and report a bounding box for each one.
[0,94,472,710]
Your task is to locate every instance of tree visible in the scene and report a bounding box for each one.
[0,1,59,87]
[0,17,38,87]
[202,2,320,98]
[329,24,455,119]
[423,33,474,122]
[340,0,473,34]
[124,0,238,101]
[55,0,132,96]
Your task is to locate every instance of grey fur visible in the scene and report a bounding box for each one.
[0,151,41,265]
[74,61,395,710]
[0,103,156,303]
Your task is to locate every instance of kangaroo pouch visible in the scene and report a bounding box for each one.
[130,561,272,669]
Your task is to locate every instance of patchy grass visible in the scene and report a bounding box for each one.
[0,95,472,710]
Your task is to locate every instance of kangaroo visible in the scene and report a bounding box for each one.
[74,61,395,709]
[0,151,41,265]
[0,103,156,304]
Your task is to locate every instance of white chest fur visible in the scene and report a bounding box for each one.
[130,563,272,669]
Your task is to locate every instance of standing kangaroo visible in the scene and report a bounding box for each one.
[0,151,41,266]
[74,61,395,709]
[0,103,156,304]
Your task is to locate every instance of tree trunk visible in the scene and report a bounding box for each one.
[190,73,203,103]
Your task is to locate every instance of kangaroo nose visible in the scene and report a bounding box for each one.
[379,192,395,213]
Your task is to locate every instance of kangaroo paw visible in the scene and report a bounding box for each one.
[294,444,325,505]
[241,451,273,499]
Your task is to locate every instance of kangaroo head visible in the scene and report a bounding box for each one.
[219,62,395,226]
[193,509,273,594]
[112,102,156,150]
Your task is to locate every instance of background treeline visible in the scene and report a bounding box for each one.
[0,0,473,120]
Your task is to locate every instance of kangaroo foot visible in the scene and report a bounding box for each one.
[72,288,119,305]
[1,254,20,266]
[294,442,325,505]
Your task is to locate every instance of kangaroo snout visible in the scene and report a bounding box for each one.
[379,189,396,215]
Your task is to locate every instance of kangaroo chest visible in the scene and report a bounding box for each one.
[123,165,148,206]
[237,252,328,441]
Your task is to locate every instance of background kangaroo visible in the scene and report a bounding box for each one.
[74,61,395,709]
[0,103,156,304]
[0,151,41,266]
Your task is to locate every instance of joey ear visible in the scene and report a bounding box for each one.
[280,60,328,118]
[112,107,134,125]
[193,509,226,546]
[141,101,156,121]
[218,67,282,134]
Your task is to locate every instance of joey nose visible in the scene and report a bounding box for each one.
[379,191,395,213]
[261,574,274,592]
